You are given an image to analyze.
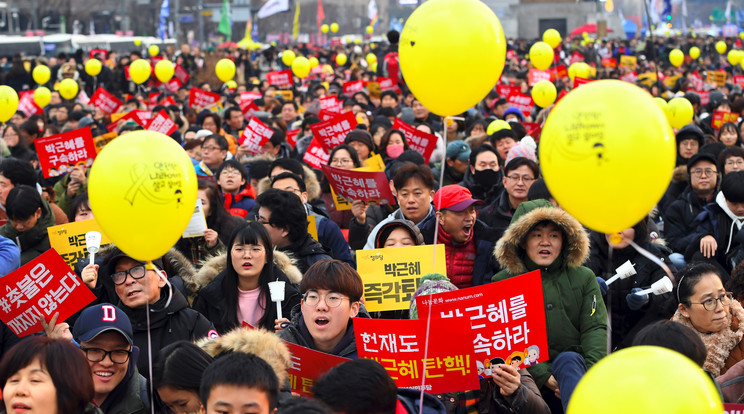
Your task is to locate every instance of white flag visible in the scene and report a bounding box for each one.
[257,0,290,19]
[368,0,378,21]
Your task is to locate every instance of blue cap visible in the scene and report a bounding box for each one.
[446,140,471,162]
[503,107,525,122]
[73,303,133,346]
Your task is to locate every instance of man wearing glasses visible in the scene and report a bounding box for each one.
[72,303,150,414]
[195,134,231,182]
[478,157,539,237]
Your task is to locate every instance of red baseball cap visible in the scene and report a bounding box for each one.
[433,185,483,211]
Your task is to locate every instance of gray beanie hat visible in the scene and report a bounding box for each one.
[409,273,458,319]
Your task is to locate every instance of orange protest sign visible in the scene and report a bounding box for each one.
[707,71,727,87]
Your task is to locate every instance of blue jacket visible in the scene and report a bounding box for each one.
[0,236,20,275]
[313,212,354,267]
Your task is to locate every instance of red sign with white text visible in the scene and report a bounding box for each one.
[89,87,123,114]
[0,249,96,337]
[303,138,330,169]
[528,69,551,86]
[693,89,710,106]
[321,164,396,205]
[240,91,262,112]
[354,317,479,394]
[569,51,585,64]
[106,110,149,132]
[506,92,534,117]
[174,64,190,84]
[713,111,739,130]
[343,80,365,96]
[496,84,520,98]
[267,69,293,89]
[392,119,438,163]
[286,342,350,398]
[35,128,97,178]
[163,78,182,93]
[310,111,357,150]
[239,117,274,154]
[734,76,744,88]
[286,129,300,148]
[377,77,400,93]
[601,57,617,68]
[550,65,568,80]
[18,91,42,117]
[319,96,342,114]
[573,77,596,89]
[146,110,178,136]
[189,87,221,109]
[416,271,548,367]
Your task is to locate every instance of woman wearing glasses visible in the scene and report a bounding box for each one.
[322,144,362,230]
[278,259,369,358]
[672,262,744,377]
[193,221,301,335]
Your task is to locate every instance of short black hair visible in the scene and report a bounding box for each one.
[6,185,43,221]
[676,262,723,306]
[204,134,229,151]
[68,193,91,222]
[282,101,298,111]
[19,119,39,138]
[255,188,308,243]
[722,171,744,203]
[271,172,306,193]
[268,128,286,148]
[488,128,516,146]
[270,158,305,179]
[313,359,398,414]
[527,178,553,202]
[223,106,243,121]
[504,157,539,178]
[386,30,400,44]
[380,90,399,102]
[216,159,249,183]
[392,163,435,191]
[0,158,37,187]
[469,145,499,166]
[276,396,332,414]
[199,352,278,410]
[632,320,707,367]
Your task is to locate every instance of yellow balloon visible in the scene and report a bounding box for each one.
[568,346,722,414]
[400,0,506,116]
[154,59,175,83]
[321,24,329,33]
[689,46,700,59]
[729,49,743,66]
[531,80,557,108]
[282,50,296,66]
[0,86,19,123]
[370,62,377,72]
[716,41,727,54]
[653,97,671,124]
[366,26,374,34]
[34,87,51,108]
[226,80,237,89]
[669,49,684,67]
[668,97,694,129]
[568,62,591,81]
[366,53,377,65]
[149,45,160,57]
[322,64,334,75]
[58,78,79,100]
[129,59,151,85]
[88,130,198,262]
[309,57,319,68]
[330,23,339,33]
[543,28,562,49]
[291,56,311,78]
[529,41,554,71]
[336,53,347,66]
[353,39,362,44]
[85,58,102,77]
[215,58,236,82]
[539,80,675,233]
[32,65,51,85]
[740,32,744,40]
[582,31,589,39]
[487,119,511,135]
[134,39,142,46]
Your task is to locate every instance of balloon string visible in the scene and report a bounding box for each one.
[627,239,675,283]
[605,244,613,354]
[145,262,155,414]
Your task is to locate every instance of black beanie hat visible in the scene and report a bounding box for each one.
[687,152,718,176]
[344,130,375,152]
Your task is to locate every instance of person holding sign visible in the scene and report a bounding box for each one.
[0,185,55,265]
[492,200,607,412]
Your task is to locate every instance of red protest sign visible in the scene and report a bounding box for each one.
[321,164,396,205]
[392,118,438,163]
[303,138,330,169]
[286,129,300,148]
[106,110,149,132]
[35,128,97,178]
[569,51,585,64]
[506,92,534,117]
[551,65,568,80]
[416,270,548,367]
[189,87,221,109]
[573,77,596,89]
[528,69,551,86]
[18,91,42,117]
[496,84,520,98]
[601,57,617,68]
[523,122,542,140]
[163,78,182,93]
[693,90,710,106]
[690,74,704,91]
[267,69,293,89]
[0,249,96,337]
[725,404,744,412]
[146,110,178,136]
[310,111,357,150]
[89,87,123,114]
[174,64,190,84]
[343,80,365,96]
[317,110,337,121]
[239,117,274,154]
[286,343,350,398]
[319,96,342,114]
[555,89,569,104]
[735,76,744,88]
[377,77,400,93]
[713,111,739,130]
[620,71,638,84]
[240,91,262,109]
[354,318,479,394]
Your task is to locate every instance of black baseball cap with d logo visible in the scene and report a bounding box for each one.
[72,303,134,346]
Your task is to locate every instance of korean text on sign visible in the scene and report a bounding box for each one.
[357,244,446,312]
[285,342,349,398]
[147,109,178,136]
[239,117,274,154]
[47,219,112,269]
[0,249,96,337]
[415,270,548,366]
[506,92,535,117]
[35,128,97,178]
[267,70,293,89]
[321,164,396,205]
[713,111,739,130]
[392,119,438,163]
[310,111,358,150]
[302,138,330,169]
[188,87,221,109]
[354,318,479,394]
[89,86,123,114]
[17,91,42,117]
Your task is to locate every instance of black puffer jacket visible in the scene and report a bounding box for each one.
[663,187,711,254]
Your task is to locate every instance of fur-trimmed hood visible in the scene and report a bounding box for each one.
[494,199,590,274]
[197,328,292,385]
[194,249,303,289]
[163,247,200,299]
[257,164,321,200]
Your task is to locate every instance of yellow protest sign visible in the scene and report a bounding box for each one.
[110,112,127,123]
[330,188,352,211]
[664,75,681,88]
[620,55,637,69]
[367,81,382,98]
[707,71,726,87]
[638,72,658,87]
[47,219,112,269]
[277,90,294,101]
[308,215,319,241]
[357,244,447,312]
[93,131,118,153]
[205,102,224,113]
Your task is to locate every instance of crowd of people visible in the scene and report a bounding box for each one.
[0,27,744,413]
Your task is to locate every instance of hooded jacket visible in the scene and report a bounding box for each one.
[664,186,712,254]
[98,346,150,414]
[222,185,257,218]
[491,200,607,388]
[689,191,744,272]
[362,205,437,250]
[478,191,517,241]
[0,198,56,265]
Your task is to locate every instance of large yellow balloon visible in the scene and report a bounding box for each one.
[716,41,727,54]
[669,49,684,67]
[34,87,51,108]
[282,50,296,66]
[689,46,700,59]
[568,346,722,414]
[330,23,339,33]
[88,131,198,262]
[129,59,151,85]
[215,58,236,82]
[309,57,319,68]
[154,59,175,83]
[32,65,51,85]
[85,59,102,77]
[668,97,694,129]
[0,86,19,123]
[336,53,347,66]
[531,80,557,108]
[292,56,311,78]
[400,0,506,117]
[729,49,743,66]
[543,28,562,49]
[321,24,329,34]
[539,80,675,233]
[366,53,377,65]
[58,78,79,100]
[529,41,554,71]
[149,45,160,57]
